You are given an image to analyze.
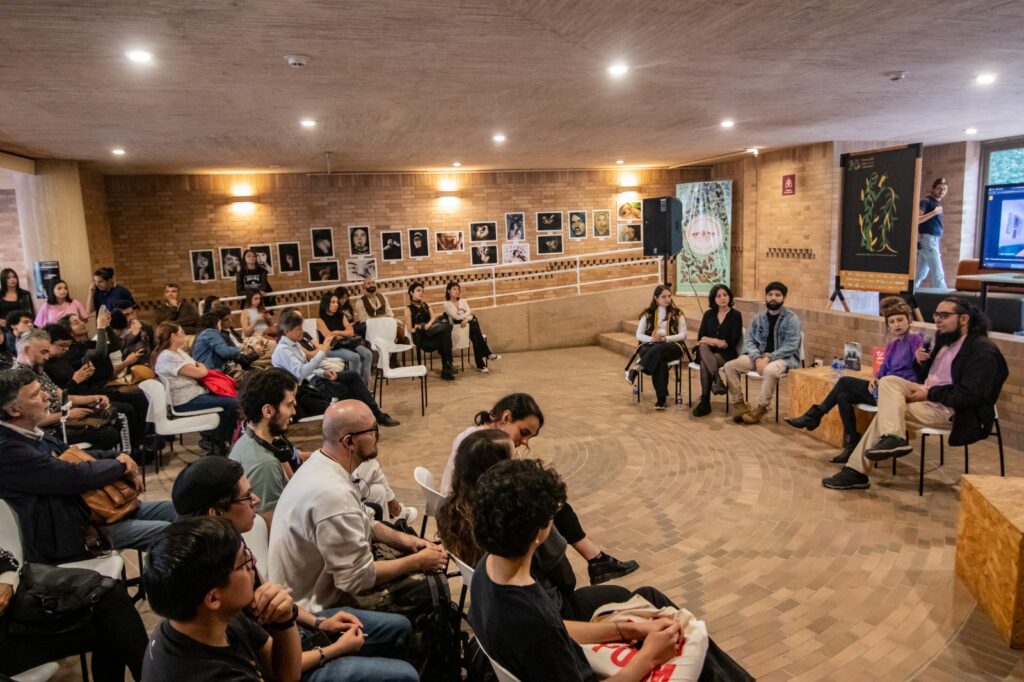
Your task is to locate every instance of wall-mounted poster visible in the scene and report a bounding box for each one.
[277,242,301,273]
[617,200,642,222]
[471,245,498,266]
[435,231,464,252]
[381,231,403,261]
[311,227,335,259]
[568,211,587,239]
[537,234,563,255]
[248,243,274,275]
[675,180,733,295]
[408,228,430,258]
[502,242,530,264]
[593,209,611,238]
[219,247,242,279]
[32,260,60,300]
[505,213,525,241]
[348,226,372,256]
[309,260,340,283]
[190,250,215,282]
[536,211,562,232]
[617,223,642,244]
[470,221,497,242]
[346,258,378,281]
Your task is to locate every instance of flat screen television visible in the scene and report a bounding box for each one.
[980,182,1024,270]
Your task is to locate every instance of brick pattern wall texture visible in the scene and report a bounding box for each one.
[0,190,28,285]
[920,141,982,285]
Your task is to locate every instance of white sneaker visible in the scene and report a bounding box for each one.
[397,504,418,527]
[477,366,490,373]
[488,354,502,361]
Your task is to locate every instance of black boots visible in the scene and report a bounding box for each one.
[831,433,860,464]
[785,405,824,431]
[440,362,456,381]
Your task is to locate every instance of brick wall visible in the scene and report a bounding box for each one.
[920,141,982,284]
[0,190,27,284]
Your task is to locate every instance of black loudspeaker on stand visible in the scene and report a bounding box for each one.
[643,196,683,284]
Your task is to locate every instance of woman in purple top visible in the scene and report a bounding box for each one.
[786,297,923,464]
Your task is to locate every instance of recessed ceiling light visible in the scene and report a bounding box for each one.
[746,147,759,156]
[300,118,317,129]
[721,119,735,129]
[615,159,624,165]
[125,50,152,64]
[111,148,126,156]
[607,63,629,78]
[976,73,996,85]
[965,127,978,135]
[492,133,506,143]
[452,161,461,167]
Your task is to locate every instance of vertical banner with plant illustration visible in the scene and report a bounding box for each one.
[839,145,922,291]
[674,181,732,295]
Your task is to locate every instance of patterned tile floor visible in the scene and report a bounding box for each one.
[55,346,1024,680]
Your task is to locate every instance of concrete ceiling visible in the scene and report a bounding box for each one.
[1,0,1022,175]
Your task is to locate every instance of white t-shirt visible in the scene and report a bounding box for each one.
[154,349,207,406]
[440,424,483,496]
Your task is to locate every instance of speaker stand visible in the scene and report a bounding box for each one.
[828,275,851,312]
[661,254,671,287]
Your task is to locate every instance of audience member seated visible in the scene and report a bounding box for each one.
[113,300,154,353]
[318,290,373,385]
[108,310,152,373]
[787,297,921,463]
[151,322,241,457]
[34,278,87,327]
[691,284,743,417]
[271,311,398,427]
[724,281,802,424]
[4,309,33,359]
[0,544,146,682]
[625,284,687,410]
[352,275,393,328]
[153,282,199,334]
[269,400,447,618]
[444,280,500,373]
[405,281,455,381]
[0,367,175,564]
[241,290,274,338]
[170,458,418,682]
[88,267,135,315]
[441,393,638,584]
[823,296,1009,490]
[212,302,246,346]
[0,268,34,323]
[236,249,274,307]
[192,311,249,375]
[141,516,301,682]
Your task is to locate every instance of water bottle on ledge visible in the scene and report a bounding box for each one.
[831,356,842,379]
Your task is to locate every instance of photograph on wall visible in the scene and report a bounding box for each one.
[311,227,335,259]
[675,180,733,294]
[346,258,378,281]
[32,261,61,300]
[408,228,430,258]
[248,243,274,275]
[505,212,525,241]
[348,225,372,256]
[470,221,497,242]
[435,230,465,252]
[381,231,403,261]
[593,209,612,238]
[308,259,340,283]
[190,249,216,283]
[471,245,498,266]
[617,223,642,244]
[502,242,530,264]
[568,210,588,239]
[537,234,563,255]
[277,242,301,273]
[536,211,563,232]
[617,200,642,222]
[219,247,242,279]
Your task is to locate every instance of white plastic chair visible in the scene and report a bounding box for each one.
[156,375,223,418]
[915,406,1004,497]
[11,662,59,682]
[242,513,270,576]
[302,317,319,341]
[451,323,471,370]
[364,317,414,354]
[477,640,522,682]
[138,380,222,475]
[369,330,427,416]
[412,467,448,538]
[745,331,805,422]
[452,553,475,614]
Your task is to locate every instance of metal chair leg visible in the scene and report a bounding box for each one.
[919,434,927,496]
[687,367,693,407]
[939,436,945,466]
[996,418,1005,477]
[964,445,969,474]
[419,515,428,538]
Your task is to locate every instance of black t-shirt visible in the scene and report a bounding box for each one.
[468,555,596,682]
[765,312,779,354]
[142,616,269,682]
[919,195,943,236]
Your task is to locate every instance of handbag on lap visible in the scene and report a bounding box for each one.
[57,446,140,524]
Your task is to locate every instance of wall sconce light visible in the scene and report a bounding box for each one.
[617,172,639,189]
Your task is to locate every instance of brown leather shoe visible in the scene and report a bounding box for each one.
[731,400,751,423]
[741,404,768,424]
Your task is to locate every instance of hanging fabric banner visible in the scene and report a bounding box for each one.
[675,181,732,295]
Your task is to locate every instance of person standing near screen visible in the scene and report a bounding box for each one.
[915,177,949,289]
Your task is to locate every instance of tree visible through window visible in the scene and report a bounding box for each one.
[988,147,1024,185]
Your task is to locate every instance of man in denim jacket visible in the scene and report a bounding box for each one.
[724,282,802,424]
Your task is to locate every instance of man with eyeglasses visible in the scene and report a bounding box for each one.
[823,296,1008,490]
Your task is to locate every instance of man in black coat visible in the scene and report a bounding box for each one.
[823,296,1008,490]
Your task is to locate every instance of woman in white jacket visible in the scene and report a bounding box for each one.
[627,284,687,409]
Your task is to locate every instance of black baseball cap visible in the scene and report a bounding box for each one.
[171,457,243,516]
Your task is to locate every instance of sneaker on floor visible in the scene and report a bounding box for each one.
[691,400,712,417]
[488,354,502,361]
[741,404,768,424]
[477,366,490,373]
[654,399,667,410]
[588,553,639,585]
[865,434,912,461]
[822,466,870,490]
[379,413,401,427]
[396,504,418,527]
[625,369,638,385]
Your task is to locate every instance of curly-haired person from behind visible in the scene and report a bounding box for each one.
[468,459,682,682]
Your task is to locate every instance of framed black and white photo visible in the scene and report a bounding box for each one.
[408,228,430,258]
[277,242,301,273]
[617,223,642,244]
[308,259,340,283]
[348,225,372,256]
[502,242,530,264]
[435,231,464,252]
[536,211,563,232]
[471,245,498,266]
[248,243,273,275]
[505,213,525,241]
[568,211,588,240]
[593,209,612,238]
[219,247,242,280]
[311,227,335,259]
[190,249,216,283]
[346,258,378,281]
[469,221,497,242]
[537,235,563,255]
[381,231,403,261]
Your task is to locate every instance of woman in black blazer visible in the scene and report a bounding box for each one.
[692,284,743,416]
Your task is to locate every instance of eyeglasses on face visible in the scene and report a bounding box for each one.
[230,491,257,506]
[234,544,256,573]
[933,311,961,320]
[344,424,380,442]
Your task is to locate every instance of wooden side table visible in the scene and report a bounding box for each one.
[786,365,876,447]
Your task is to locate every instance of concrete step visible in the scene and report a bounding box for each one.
[597,331,637,357]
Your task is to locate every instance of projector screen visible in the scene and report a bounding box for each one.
[980,182,1024,270]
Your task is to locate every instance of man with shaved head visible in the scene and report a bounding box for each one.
[268,400,447,616]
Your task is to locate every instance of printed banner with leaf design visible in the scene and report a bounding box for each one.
[675,181,732,295]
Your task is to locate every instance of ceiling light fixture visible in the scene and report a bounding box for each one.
[746,147,759,156]
[607,63,629,78]
[721,119,735,129]
[111,148,126,156]
[125,49,152,64]
[300,118,317,128]
[975,73,996,85]
[452,161,461,167]
[615,159,624,165]
[965,127,978,135]
[492,133,506,143]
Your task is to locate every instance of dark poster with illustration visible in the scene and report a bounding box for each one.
[839,144,921,292]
